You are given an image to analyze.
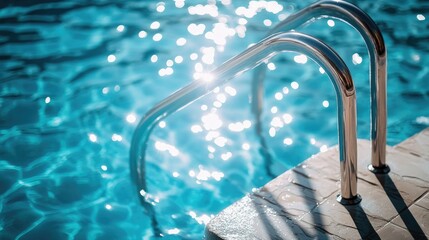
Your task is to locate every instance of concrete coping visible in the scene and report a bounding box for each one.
[206,128,429,239]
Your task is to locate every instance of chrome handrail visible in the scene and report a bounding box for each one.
[130,32,361,206]
[251,0,389,173]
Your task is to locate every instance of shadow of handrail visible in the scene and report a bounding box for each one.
[250,190,325,239]
[344,204,380,239]
[375,174,428,239]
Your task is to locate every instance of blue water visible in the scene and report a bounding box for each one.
[1,0,428,239]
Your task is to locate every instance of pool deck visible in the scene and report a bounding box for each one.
[205,128,429,239]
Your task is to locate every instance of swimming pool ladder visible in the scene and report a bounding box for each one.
[130,32,362,208]
[251,0,390,173]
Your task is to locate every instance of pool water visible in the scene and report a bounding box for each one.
[1,0,428,239]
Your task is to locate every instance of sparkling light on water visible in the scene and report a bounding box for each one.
[150,21,161,30]
[188,23,206,35]
[221,152,232,161]
[188,4,218,17]
[116,25,125,32]
[322,100,330,108]
[165,67,174,75]
[88,133,97,142]
[283,138,293,145]
[191,125,203,133]
[153,33,162,41]
[201,47,215,65]
[126,113,137,123]
[263,19,272,26]
[204,23,235,46]
[282,113,293,124]
[216,93,226,103]
[111,134,123,142]
[293,54,308,64]
[151,55,158,63]
[138,31,147,38]
[175,0,185,8]
[271,106,278,114]
[167,228,180,235]
[238,18,247,25]
[102,87,109,94]
[416,116,429,125]
[202,113,223,130]
[214,136,227,147]
[271,117,283,128]
[188,211,213,225]
[224,86,237,96]
[194,62,203,72]
[282,87,289,94]
[207,146,215,153]
[107,54,116,62]
[228,122,244,132]
[352,53,363,65]
[242,143,250,150]
[176,38,187,46]
[190,53,198,60]
[291,81,299,89]
[235,1,283,18]
[156,2,165,13]
[155,141,179,156]
[243,120,251,128]
[159,121,166,128]
[269,127,276,137]
[205,131,220,141]
[175,56,183,63]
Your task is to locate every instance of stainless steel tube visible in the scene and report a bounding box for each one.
[130,32,360,205]
[252,0,389,173]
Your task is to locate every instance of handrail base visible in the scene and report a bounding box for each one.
[367,164,390,174]
[336,194,362,205]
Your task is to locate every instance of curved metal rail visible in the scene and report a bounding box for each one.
[251,0,389,173]
[130,32,361,209]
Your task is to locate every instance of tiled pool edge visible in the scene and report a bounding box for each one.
[205,127,429,239]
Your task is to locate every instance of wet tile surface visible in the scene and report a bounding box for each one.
[416,192,429,210]
[206,195,333,240]
[394,128,429,160]
[370,223,415,240]
[206,128,429,239]
[390,202,429,238]
[300,197,388,240]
